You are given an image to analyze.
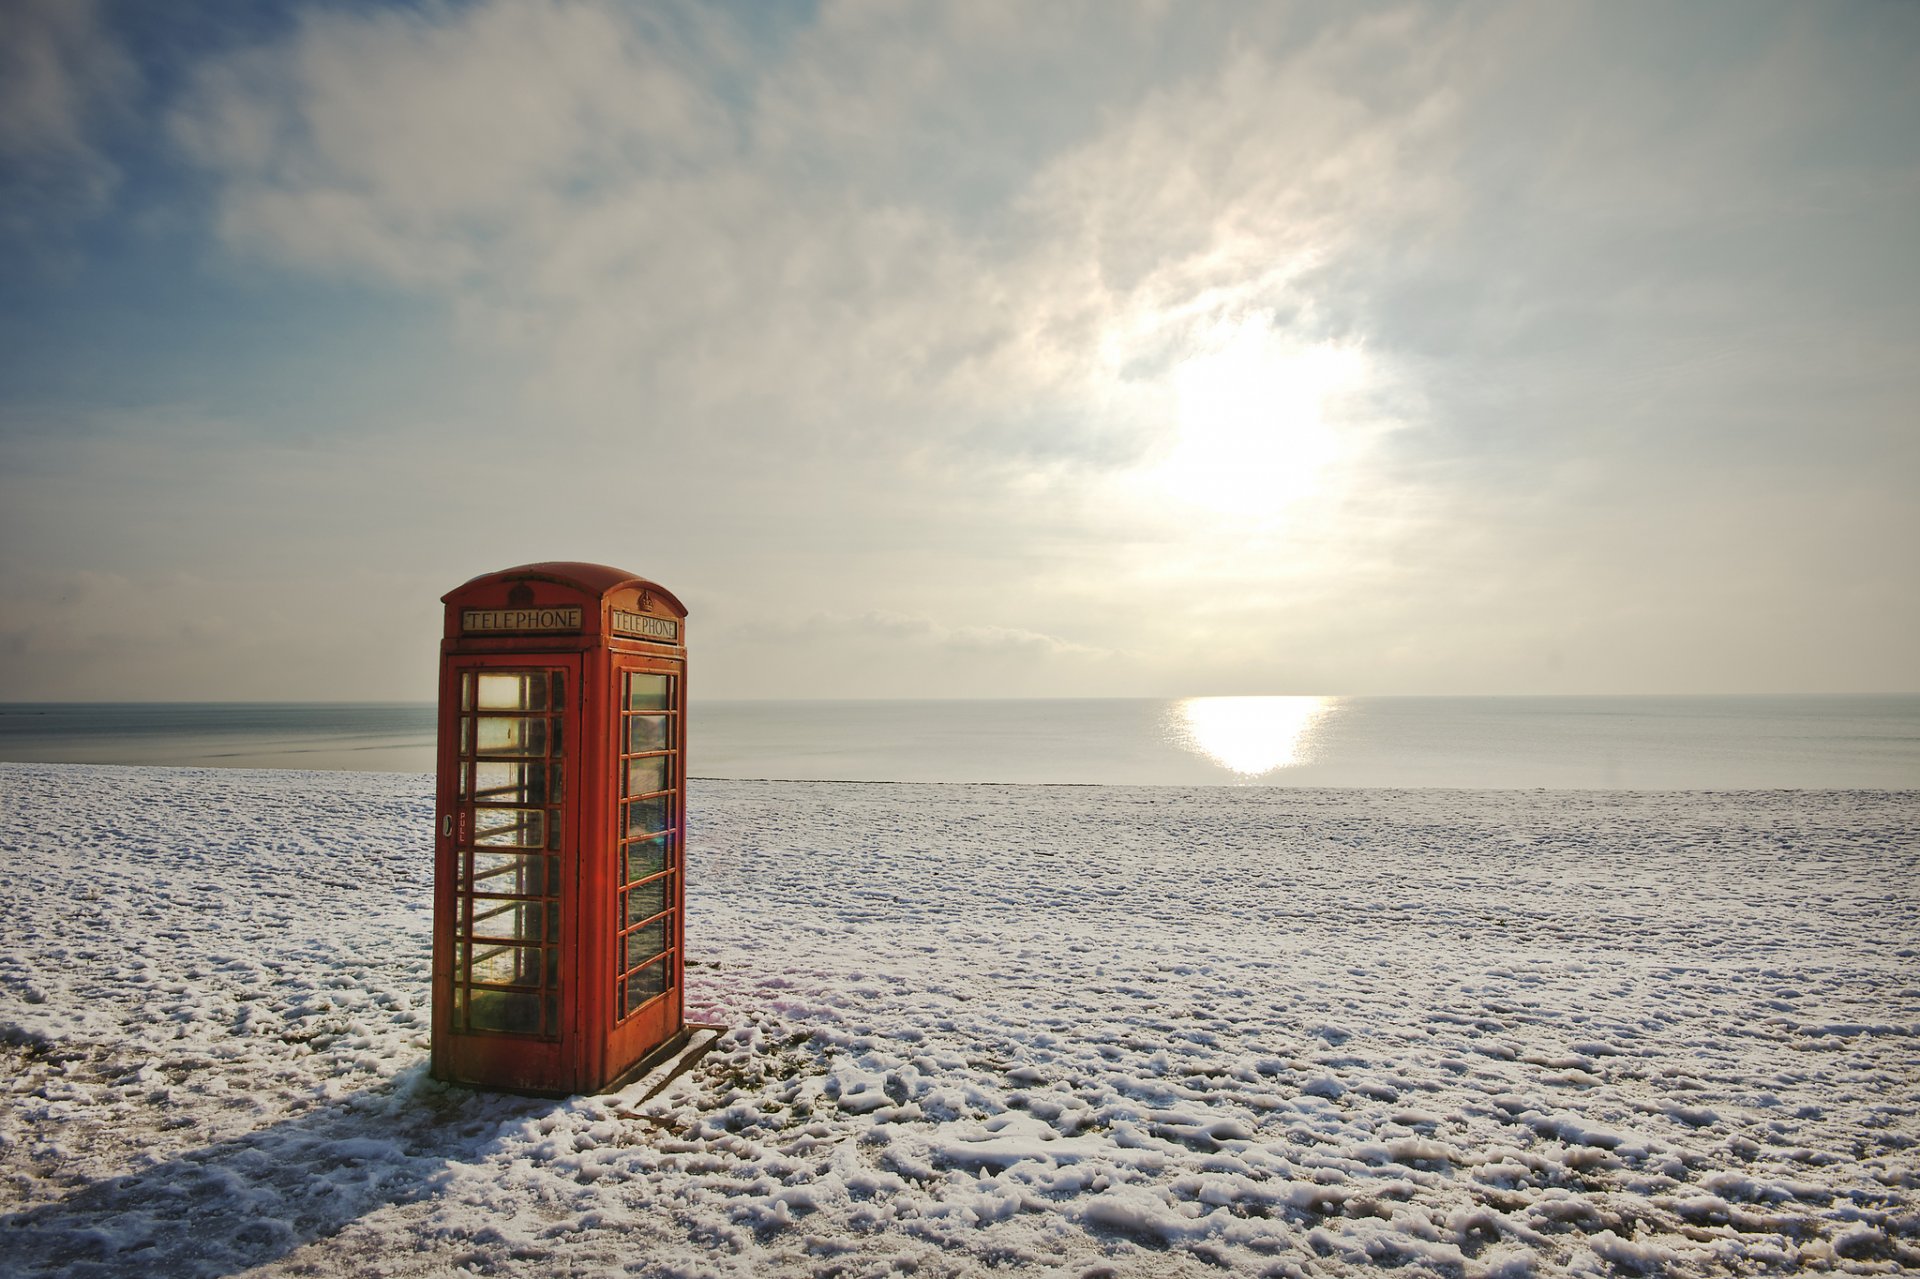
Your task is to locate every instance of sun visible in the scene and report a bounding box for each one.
[1156,322,1365,520]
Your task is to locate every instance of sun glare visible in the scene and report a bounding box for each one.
[1173,695,1337,778]
[1157,324,1365,520]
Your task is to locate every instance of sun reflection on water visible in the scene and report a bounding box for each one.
[1172,695,1337,778]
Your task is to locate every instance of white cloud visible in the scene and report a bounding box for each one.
[7,0,1911,698]
[162,1,1462,685]
[169,1,1448,461]
[172,0,728,284]
[0,0,136,226]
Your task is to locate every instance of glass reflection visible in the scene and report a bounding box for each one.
[625,755,668,798]
[626,874,667,921]
[625,918,670,968]
[627,716,668,752]
[627,674,672,711]
[626,797,670,837]
[624,960,667,1014]
[476,672,547,711]
[476,716,546,757]
[624,835,670,883]
[1173,695,1336,778]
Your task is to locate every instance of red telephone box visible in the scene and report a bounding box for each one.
[431,562,689,1094]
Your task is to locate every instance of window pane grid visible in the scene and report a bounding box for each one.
[625,714,675,753]
[453,668,565,1039]
[615,669,679,1027]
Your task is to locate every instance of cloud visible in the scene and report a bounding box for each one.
[166,9,1449,547]
[172,0,730,285]
[0,0,137,229]
[168,0,1446,459]
[757,608,1117,659]
[163,4,1464,690]
[699,607,1129,699]
[5,0,1914,699]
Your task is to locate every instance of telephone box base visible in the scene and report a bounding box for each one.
[605,1021,728,1102]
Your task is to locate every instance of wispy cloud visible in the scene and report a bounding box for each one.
[0,0,137,231]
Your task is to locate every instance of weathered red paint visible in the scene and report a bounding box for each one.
[431,562,689,1095]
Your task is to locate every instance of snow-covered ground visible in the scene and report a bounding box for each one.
[2,764,1916,1278]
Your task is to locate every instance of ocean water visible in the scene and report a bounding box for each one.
[0,703,436,774]
[1,695,1916,788]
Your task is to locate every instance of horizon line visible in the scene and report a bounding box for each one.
[3,691,1917,708]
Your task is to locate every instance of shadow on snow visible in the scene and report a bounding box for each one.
[1,1065,560,1279]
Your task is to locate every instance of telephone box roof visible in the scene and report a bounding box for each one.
[442,561,687,616]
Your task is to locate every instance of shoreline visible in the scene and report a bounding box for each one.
[4,759,1919,796]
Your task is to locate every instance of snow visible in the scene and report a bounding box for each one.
[2,762,1917,1277]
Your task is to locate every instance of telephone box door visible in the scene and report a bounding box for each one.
[605,655,686,1070]
[433,654,582,1092]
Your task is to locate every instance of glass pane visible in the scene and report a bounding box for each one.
[468,989,541,1034]
[626,797,671,838]
[625,874,670,924]
[627,674,673,712]
[475,673,520,710]
[474,761,528,802]
[468,943,548,987]
[627,715,669,753]
[624,917,671,970]
[474,761,558,804]
[477,716,547,757]
[471,851,552,896]
[476,673,550,711]
[475,807,546,848]
[472,898,557,943]
[624,756,668,798]
[624,959,668,1014]
[624,835,671,882]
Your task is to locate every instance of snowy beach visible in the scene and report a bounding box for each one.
[2,763,1916,1277]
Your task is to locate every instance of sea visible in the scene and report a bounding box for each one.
[1,695,1916,789]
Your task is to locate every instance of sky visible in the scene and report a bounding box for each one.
[1,0,1915,702]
